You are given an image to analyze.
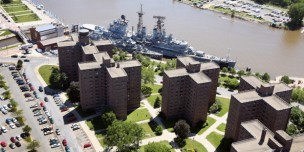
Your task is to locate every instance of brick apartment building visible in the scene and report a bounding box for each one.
[57,29,141,119]
[225,76,304,151]
[161,56,220,126]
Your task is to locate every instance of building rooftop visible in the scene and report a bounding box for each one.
[107,67,127,78]
[273,83,292,93]
[118,60,141,68]
[232,120,281,152]
[40,36,68,46]
[35,24,55,32]
[93,52,112,62]
[93,40,112,46]
[165,68,189,78]
[262,96,290,111]
[177,56,200,66]
[189,72,211,84]
[200,62,220,70]
[57,41,76,47]
[82,45,99,55]
[78,62,101,70]
[71,33,78,42]
[242,76,264,89]
[290,133,304,152]
[233,90,261,103]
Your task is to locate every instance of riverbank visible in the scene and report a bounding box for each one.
[177,0,291,29]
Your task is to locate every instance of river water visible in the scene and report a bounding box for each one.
[35,0,304,77]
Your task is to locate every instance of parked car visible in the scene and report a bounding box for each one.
[61,107,68,112]
[44,97,48,102]
[10,137,16,143]
[39,86,43,92]
[24,93,31,97]
[24,59,30,62]
[10,55,18,58]
[9,143,15,149]
[20,56,26,58]
[62,139,67,146]
[0,141,7,147]
[55,129,60,135]
[83,143,92,148]
[1,127,7,133]
[15,142,21,147]
[15,135,22,141]
[8,66,16,70]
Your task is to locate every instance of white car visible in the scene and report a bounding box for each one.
[2,105,8,110]
[9,123,16,129]
[1,126,7,133]
[16,135,22,141]
[12,118,17,123]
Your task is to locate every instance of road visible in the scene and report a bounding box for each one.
[0,56,84,152]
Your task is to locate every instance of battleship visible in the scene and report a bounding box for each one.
[76,5,237,68]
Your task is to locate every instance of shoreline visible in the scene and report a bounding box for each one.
[176,0,291,30]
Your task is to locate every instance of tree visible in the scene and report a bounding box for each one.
[26,140,40,151]
[16,116,25,125]
[104,121,144,151]
[286,124,299,135]
[66,82,80,103]
[154,125,163,136]
[237,70,245,78]
[60,73,70,90]
[222,67,228,73]
[288,3,304,29]
[291,87,304,104]
[144,142,170,152]
[226,79,239,90]
[154,96,161,108]
[23,125,32,133]
[255,72,262,79]
[230,68,236,75]
[262,72,270,82]
[9,99,18,108]
[174,120,190,140]
[101,111,117,128]
[2,90,11,99]
[16,59,23,69]
[142,67,155,84]
[141,85,152,96]
[13,109,23,117]
[2,0,12,4]
[281,75,292,84]
[49,68,61,89]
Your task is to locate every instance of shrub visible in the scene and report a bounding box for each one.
[155,125,163,135]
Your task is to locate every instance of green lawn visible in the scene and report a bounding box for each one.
[38,65,58,85]
[196,116,216,135]
[147,95,161,108]
[206,132,224,148]
[8,10,32,15]
[140,141,174,152]
[144,84,162,94]
[126,108,151,122]
[13,14,40,23]
[215,96,230,117]
[218,74,239,87]
[0,30,13,37]
[3,5,28,12]
[182,139,208,152]
[217,123,226,132]
[139,123,155,138]
[95,132,106,147]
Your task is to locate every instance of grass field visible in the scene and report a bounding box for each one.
[13,14,40,23]
[215,96,230,117]
[3,5,28,12]
[95,132,106,147]
[217,123,226,132]
[182,139,208,152]
[38,65,58,85]
[147,95,161,108]
[140,141,174,152]
[0,30,13,36]
[139,123,155,138]
[144,83,162,94]
[206,132,224,148]
[196,116,216,135]
[8,10,32,15]
[126,108,151,122]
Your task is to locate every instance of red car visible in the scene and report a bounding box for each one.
[83,143,91,148]
[30,86,34,91]
[1,141,6,147]
[10,137,16,143]
[24,93,31,97]
[40,102,44,107]
[61,108,68,112]
[62,139,67,146]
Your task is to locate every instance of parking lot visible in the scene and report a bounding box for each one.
[206,0,289,24]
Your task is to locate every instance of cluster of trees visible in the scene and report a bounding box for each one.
[66,82,80,103]
[174,120,190,147]
[287,2,304,29]
[221,67,236,76]
[49,68,70,90]
[254,72,271,82]
[104,120,144,151]
[1,0,12,4]
[142,66,155,84]
[113,47,128,61]
[9,99,25,125]
[2,90,11,99]
[286,106,304,135]
[291,87,304,104]
[280,75,293,84]
[27,140,40,152]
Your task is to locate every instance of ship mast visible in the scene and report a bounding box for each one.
[137,4,144,35]
[153,15,166,39]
